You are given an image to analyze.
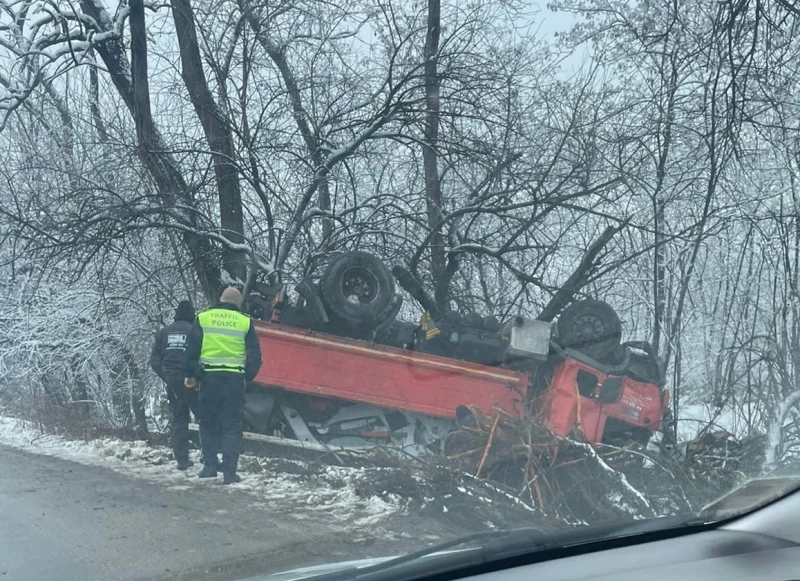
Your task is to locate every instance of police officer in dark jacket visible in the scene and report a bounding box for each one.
[184,287,262,484]
[149,300,197,470]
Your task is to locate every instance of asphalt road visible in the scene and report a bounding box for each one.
[0,444,409,581]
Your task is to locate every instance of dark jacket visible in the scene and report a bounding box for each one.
[184,302,263,383]
[149,319,194,385]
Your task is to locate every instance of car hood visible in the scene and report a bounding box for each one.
[700,476,800,520]
[245,550,473,581]
[246,557,394,581]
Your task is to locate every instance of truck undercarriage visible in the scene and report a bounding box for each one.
[220,251,669,457]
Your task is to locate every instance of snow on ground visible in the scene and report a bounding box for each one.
[0,414,560,535]
[676,403,745,442]
[0,416,402,529]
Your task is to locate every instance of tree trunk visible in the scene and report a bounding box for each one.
[653,199,666,353]
[129,0,156,152]
[83,0,222,301]
[124,349,149,435]
[88,51,108,143]
[652,49,678,356]
[537,226,620,322]
[422,0,446,303]
[239,0,332,245]
[171,0,246,283]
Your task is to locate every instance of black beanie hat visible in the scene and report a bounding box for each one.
[174,300,196,323]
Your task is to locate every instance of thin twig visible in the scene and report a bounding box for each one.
[475,414,501,478]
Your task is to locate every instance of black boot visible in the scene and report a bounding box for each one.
[200,453,221,466]
[223,472,242,485]
[176,459,194,471]
[198,465,218,478]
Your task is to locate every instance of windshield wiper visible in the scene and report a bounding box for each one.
[302,515,710,581]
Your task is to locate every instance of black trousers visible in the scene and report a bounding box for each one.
[198,372,245,474]
[165,379,198,464]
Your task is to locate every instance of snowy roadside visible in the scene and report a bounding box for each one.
[0,414,553,536]
[0,416,402,529]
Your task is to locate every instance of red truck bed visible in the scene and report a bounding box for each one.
[253,321,529,419]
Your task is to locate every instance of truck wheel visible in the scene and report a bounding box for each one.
[463,312,483,328]
[556,299,621,360]
[441,310,461,324]
[482,315,501,332]
[320,251,395,327]
[373,295,403,334]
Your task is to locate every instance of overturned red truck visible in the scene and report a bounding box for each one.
[237,252,669,455]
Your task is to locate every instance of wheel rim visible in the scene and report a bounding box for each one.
[571,313,609,344]
[340,266,380,305]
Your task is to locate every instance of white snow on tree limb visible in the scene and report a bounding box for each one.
[765,390,800,469]
[571,441,654,516]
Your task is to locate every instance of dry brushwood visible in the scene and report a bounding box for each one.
[444,406,661,523]
[673,429,766,506]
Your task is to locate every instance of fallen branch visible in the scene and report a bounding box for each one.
[537,225,622,322]
[476,414,501,477]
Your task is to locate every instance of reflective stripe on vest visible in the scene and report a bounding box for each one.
[204,327,246,338]
[198,308,250,373]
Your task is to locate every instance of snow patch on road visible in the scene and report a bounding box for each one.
[0,416,401,528]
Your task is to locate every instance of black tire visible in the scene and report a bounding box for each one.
[620,341,664,385]
[482,315,501,332]
[463,312,483,328]
[373,295,403,333]
[556,299,622,360]
[604,343,631,371]
[441,310,461,324]
[319,251,395,328]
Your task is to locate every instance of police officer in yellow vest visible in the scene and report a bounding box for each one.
[184,287,262,484]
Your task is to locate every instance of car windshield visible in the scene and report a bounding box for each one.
[1,0,799,579]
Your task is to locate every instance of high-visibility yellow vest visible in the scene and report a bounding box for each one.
[198,308,250,374]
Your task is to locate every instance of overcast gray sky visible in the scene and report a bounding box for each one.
[528,0,589,75]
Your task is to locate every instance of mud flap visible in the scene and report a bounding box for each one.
[242,391,276,433]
